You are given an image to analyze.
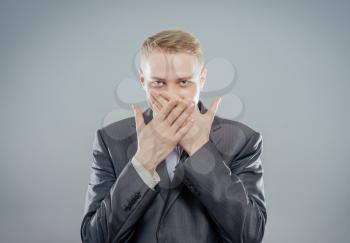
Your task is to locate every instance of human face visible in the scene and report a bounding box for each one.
[138,50,207,115]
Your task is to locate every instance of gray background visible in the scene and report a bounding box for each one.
[1,0,349,242]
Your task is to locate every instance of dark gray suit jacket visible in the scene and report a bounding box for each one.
[80,100,267,243]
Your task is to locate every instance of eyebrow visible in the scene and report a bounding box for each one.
[150,76,193,81]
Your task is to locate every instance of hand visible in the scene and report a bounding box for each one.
[149,90,221,156]
[132,98,195,175]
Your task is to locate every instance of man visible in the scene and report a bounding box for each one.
[80,29,267,243]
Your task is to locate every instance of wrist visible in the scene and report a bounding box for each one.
[188,137,209,156]
[135,151,157,175]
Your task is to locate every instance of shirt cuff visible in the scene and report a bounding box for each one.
[131,156,160,190]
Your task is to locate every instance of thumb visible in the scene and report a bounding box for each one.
[132,104,145,133]
[207,97,221,118]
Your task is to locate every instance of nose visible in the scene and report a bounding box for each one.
[163,84,186,100]
[165,90,186,101]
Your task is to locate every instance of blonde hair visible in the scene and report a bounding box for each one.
[140,29,204,70]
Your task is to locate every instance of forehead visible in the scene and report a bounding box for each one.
[143,51,200,78]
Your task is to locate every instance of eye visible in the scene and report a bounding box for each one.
[180,80,190,86]
[151,80,165,87]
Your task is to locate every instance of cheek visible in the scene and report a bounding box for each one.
[179,85,199,99]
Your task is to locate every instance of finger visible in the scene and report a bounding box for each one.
[154,101,161,113]
[154,90,182,105]
[153,101,161,113]
[207,97,221,118]
[174,115,194,140]
[157,94,168,107]
[158,90,175,101]
[157,99,179,121]
[152,90,175,109]
[171,103,194,133]
[165,99,191,126]
[150,92,165,109]
[132,104,145,133]
[150,94,161,112]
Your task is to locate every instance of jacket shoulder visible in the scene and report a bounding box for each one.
[214,115,261,141]
[98,116,136,143]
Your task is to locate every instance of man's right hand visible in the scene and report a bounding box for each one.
[132,98,195,175]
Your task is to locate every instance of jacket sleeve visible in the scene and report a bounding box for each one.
[131,156,161,190]
[80,129,159,243]
[177,131,267,243]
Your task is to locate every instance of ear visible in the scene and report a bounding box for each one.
[199,67,207,90]
[138,68,146,90]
